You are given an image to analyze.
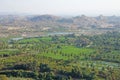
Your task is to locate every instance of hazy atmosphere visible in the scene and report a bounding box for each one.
[1,0,120,80]
[0,0,120,16]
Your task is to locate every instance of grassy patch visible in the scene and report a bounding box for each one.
[8,77,33,80]
[60,46,94,54]
[0,49,20,56]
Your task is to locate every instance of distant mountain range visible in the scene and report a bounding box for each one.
[0,15,120,37]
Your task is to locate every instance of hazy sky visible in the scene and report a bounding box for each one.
[0,0,120,16]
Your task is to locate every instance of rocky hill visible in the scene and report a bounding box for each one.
[0,15,120,37]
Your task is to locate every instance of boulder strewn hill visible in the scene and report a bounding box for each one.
[0,15,120,37]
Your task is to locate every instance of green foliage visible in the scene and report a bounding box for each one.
[0,49,20,57]
[39,63,51,72]
[8,77,33,80]
[0,32,120,79]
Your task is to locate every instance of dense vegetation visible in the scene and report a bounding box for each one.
[0,32,120,80]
